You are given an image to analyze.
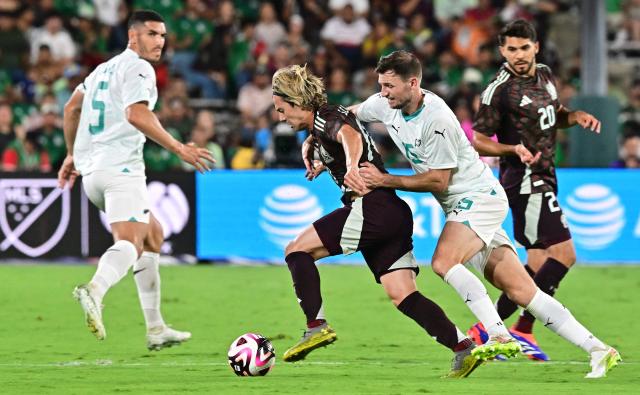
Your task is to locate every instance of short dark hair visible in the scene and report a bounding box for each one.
[375,50,422,81]
[127,10,164,29]
[498,19,537,45]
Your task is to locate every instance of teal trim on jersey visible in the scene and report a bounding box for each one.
[401,104,425,121]
[490,189,497,195]
[128,217,138,222]
[122,168,130,173]
[462,220,471,227]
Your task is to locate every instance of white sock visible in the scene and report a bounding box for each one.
[444,264,509,337]
[89,240,138,305]
[133,251,165,330]
[316,304,326,321]
[526,289,607,353]
[456,327,468,343]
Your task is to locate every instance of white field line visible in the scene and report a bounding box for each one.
[0,360,634,368]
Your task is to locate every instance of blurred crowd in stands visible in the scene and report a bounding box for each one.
[1,0,639,172]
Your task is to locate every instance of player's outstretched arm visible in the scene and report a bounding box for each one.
[557,106,601,133]
[472,131,541,165]
[359,162,451,193]
[58,89,83,189]
[126,102,215,173]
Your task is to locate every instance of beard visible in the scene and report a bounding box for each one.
[389,96,411,110]
[510,59,534,76]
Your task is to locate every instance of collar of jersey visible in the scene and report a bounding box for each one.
[402,103,425,122]
[124,48,140,59]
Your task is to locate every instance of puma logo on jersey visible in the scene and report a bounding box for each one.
[138,73,148,79]
[434,129,445,138]
[519,95,532,107]
[391,125,400,133]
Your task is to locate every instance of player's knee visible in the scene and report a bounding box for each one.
[558,248,576,267]
[284,240,297,256]
[285,239,308,256]
[430,257,453,278]
[504,281,536,307]
[117,236,144,257]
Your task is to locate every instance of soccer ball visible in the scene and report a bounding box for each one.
[227,333,276,376]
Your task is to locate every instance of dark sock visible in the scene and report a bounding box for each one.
[307,319,326,329]
[286,251,323,325]
[453,338,474,352]
[397,291,460,351]
[514,258,569,333]
[496,264,535,320]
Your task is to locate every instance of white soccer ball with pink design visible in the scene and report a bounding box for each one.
[227,333,275,376]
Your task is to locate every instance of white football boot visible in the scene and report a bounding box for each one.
[73,284,106,340]
[147,326,192,351]
[585,347,621,378]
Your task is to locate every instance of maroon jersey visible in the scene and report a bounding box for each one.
[473,63,560,195]
[310,104,385,198]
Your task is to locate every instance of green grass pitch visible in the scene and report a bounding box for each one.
[0,264,637,394]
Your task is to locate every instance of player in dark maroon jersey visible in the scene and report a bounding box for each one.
[470,19,601,360]
[271,64,486,378]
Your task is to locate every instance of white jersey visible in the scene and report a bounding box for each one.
[74,48,158,176]
[356,90,499,212]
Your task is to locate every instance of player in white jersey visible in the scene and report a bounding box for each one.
[57,10,214,350]
[350,51,620,378]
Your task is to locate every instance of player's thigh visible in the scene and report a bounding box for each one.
[465,228,514,276]
[379,269,418,306]
[431,221,485,276]
[285,223,330,260]
[484,245,537,306]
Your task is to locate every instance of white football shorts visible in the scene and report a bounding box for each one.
[446,187,516,274]
[82,170,150,224]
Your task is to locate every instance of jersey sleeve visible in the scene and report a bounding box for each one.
[472,83,504,137]
[76,68,97,94]
[75,82,86,94]
[121,60,156,109]
[424,114,459,169]
[355,93,385,123]
[320,105,354,141]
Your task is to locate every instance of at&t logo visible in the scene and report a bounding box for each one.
[259,185,323,248]
[563,184,625,250]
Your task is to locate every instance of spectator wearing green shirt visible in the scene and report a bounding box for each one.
[2,133,51,172]
[326,67,357,106]
[169,0,221,98]
[32,102,65,169]
[0,103,18,156]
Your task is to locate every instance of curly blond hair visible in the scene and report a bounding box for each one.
[272,64,327,111]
